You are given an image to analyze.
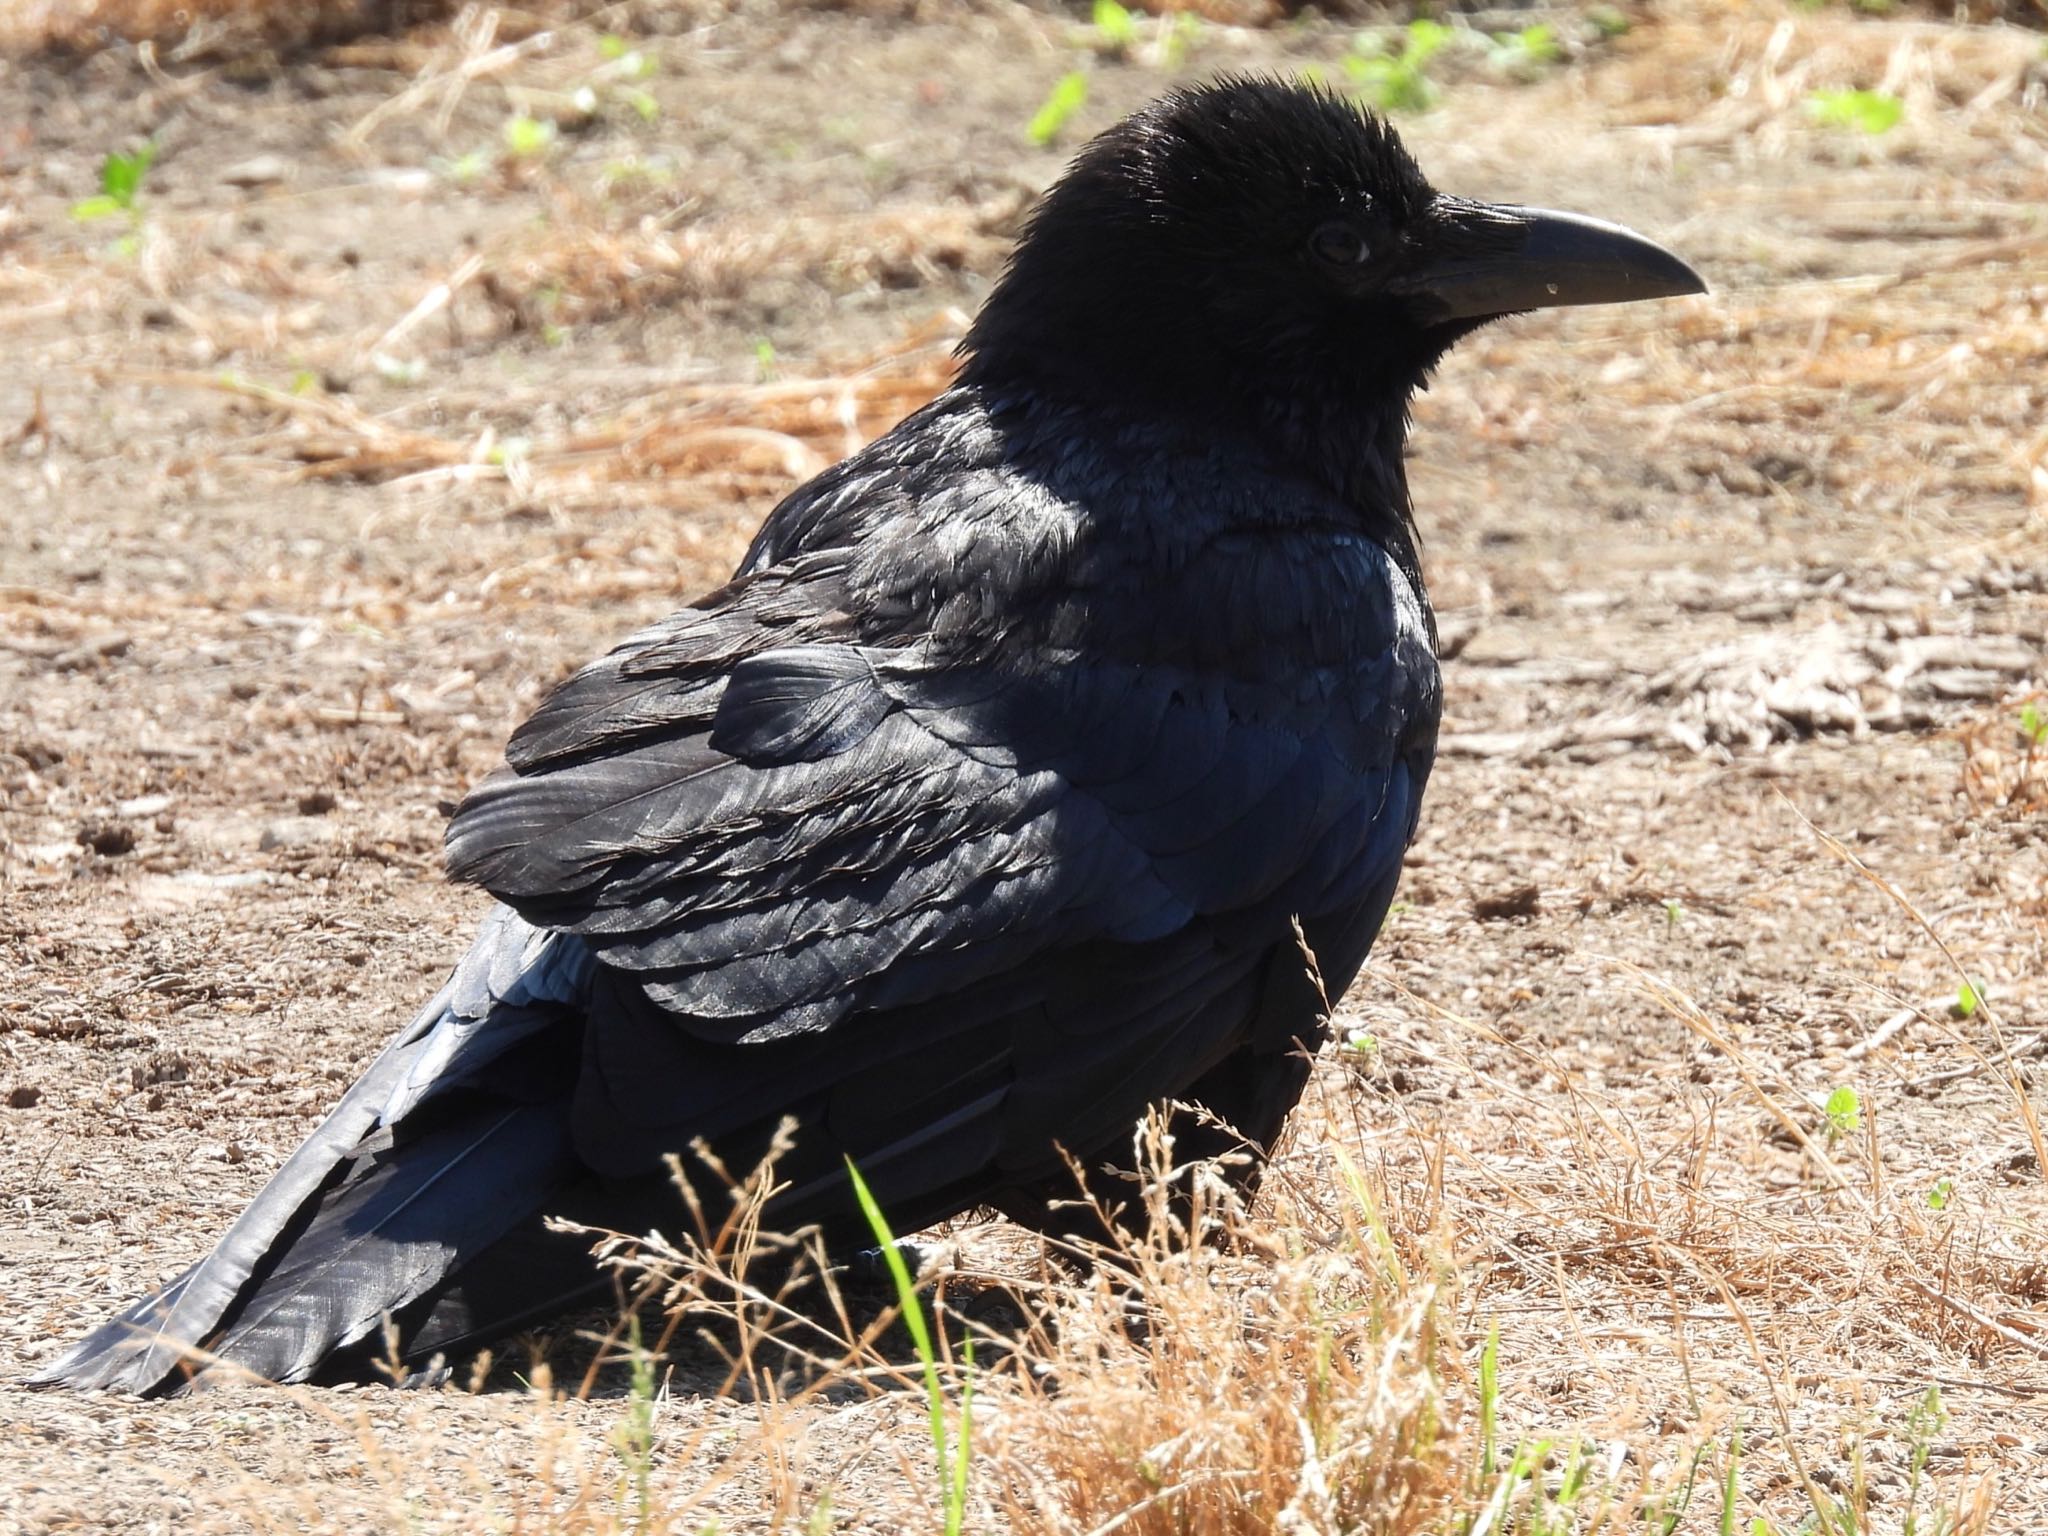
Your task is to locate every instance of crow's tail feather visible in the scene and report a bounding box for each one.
[29,910,594,1396]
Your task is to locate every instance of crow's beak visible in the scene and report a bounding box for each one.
[1396,197,1706,323]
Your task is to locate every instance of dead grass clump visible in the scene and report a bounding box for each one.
[557,1110,1476,1535]
[0,0,465,56]
[984,1127,1461,1536]
[1959,695,2048,821]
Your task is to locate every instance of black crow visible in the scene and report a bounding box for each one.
[34,77,1701,1394]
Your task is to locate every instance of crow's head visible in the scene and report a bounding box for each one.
[963,77,1702,490]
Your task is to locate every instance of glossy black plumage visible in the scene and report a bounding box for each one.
[32,77,1701,1395]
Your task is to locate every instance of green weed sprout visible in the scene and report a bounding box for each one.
[72,141,156,222]
[598,32,656,76]
[73,141,157,228]
[612,1314,659,1535]
[1028,72,1090,146]
[1955,981,1982,1018]
[1901,1386,1947,1536]
[846,1159,973,1536]
[503,113,558,158]
[592,32,660,122]
[1092,0,1139,54]
[1719,1423,1743,1536]
[434,149,490,184]
[1823,1083,1862,1139]
[1805,89,1904,135]
[1344,20,1453,114]
[1083,1,1200,68]
[1161,12,1202,69]
[1489,24,1562,78]
[1477,1321,1499,1482]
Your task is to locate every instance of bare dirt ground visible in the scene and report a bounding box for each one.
[2,2,2046,1531]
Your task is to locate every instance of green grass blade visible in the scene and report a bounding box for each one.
[1027,72,1089,146]
[948,1333,974,1536]
[845,1157,956,1518]
[1479,1321,1499,1482]
[1720,1422,1743,1536]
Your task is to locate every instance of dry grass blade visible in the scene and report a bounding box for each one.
[1904,1277,2048,1364]
[105,365,480,481]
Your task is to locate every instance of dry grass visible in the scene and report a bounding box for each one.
[308,1115,1478,1536]
[1959,697,2048,823]
[195,1037,2018,1535]
[1289,1070,2009,1533]
[469,197,1020,337]
[978,1130,1462,1536]
[43,180,1003,501]
[112,308,964,510]
[12,0,2043,60]
[0,0,472,55]
[174,1115,1467,1536]
[1438,9,2048,538]
[0,0,1282,58]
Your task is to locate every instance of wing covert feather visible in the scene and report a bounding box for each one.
[445,426,1440,1076]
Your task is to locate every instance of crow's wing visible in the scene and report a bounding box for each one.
[445,516,1438,1188]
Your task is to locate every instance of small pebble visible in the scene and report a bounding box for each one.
[221,153,292,188]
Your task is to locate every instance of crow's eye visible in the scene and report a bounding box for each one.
[1309,220,1371,267]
